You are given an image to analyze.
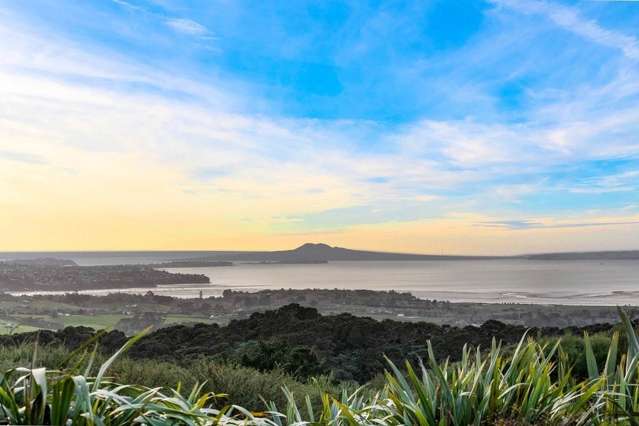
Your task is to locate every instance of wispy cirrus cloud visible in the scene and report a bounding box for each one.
[110,0,145,13]
[1,0,639,252]
[165,18,209,36]
[1,10,637,240]
[109,1,214,41]
[477,219,639,230]
[493,0,639,60]
[0,149,47,165]
[569,170,639,194]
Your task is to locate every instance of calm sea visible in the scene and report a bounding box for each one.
[2,252,638,305]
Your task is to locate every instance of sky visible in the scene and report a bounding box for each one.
[1,0,638,254]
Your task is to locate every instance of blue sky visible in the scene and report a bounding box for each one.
[0,0,638,252]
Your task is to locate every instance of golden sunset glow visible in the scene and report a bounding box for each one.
[1,1,638,254]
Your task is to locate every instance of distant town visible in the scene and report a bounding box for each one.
[0,288,636,337]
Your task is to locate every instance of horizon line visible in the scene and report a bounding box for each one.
[1,243,638,259]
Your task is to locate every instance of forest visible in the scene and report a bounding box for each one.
[0,304,633,425]
[0,303,619,383]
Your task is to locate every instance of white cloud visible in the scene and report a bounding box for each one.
[1,3,638,249]
[111,0,145,13]
[477,218,639,230]
[493,0,639,61]
[492,184,539,201]
[570,170,639,194]
[165,18,209,36]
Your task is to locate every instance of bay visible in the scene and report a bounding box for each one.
[6,255,638,305]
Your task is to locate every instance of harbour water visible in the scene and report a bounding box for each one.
[4,253,638,305]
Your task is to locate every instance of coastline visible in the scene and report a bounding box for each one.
[3,288,638,329]
[10,283,639,307]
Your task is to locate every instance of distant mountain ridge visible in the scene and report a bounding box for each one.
[1,244,637,263]
[522,251,639,260]
[186,243,505,262]
[175,243,499,262]
[189,243,639,262]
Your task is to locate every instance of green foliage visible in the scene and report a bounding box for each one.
[553,333,614,379]
[234,340,323,378]
[2,310,639,424]
[0,343,347,413]
[0,334,235,425]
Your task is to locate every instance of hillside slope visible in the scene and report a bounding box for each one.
[0,304,614,382]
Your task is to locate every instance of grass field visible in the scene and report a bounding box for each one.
[58,313,127,329]
[0,314,126,334]
[0,312,220,335]
[0,324,41,335]
[163,314,217,325]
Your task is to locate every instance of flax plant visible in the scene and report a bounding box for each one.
[2,310,639,425]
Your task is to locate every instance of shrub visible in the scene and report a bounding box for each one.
[1,309,639,424]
